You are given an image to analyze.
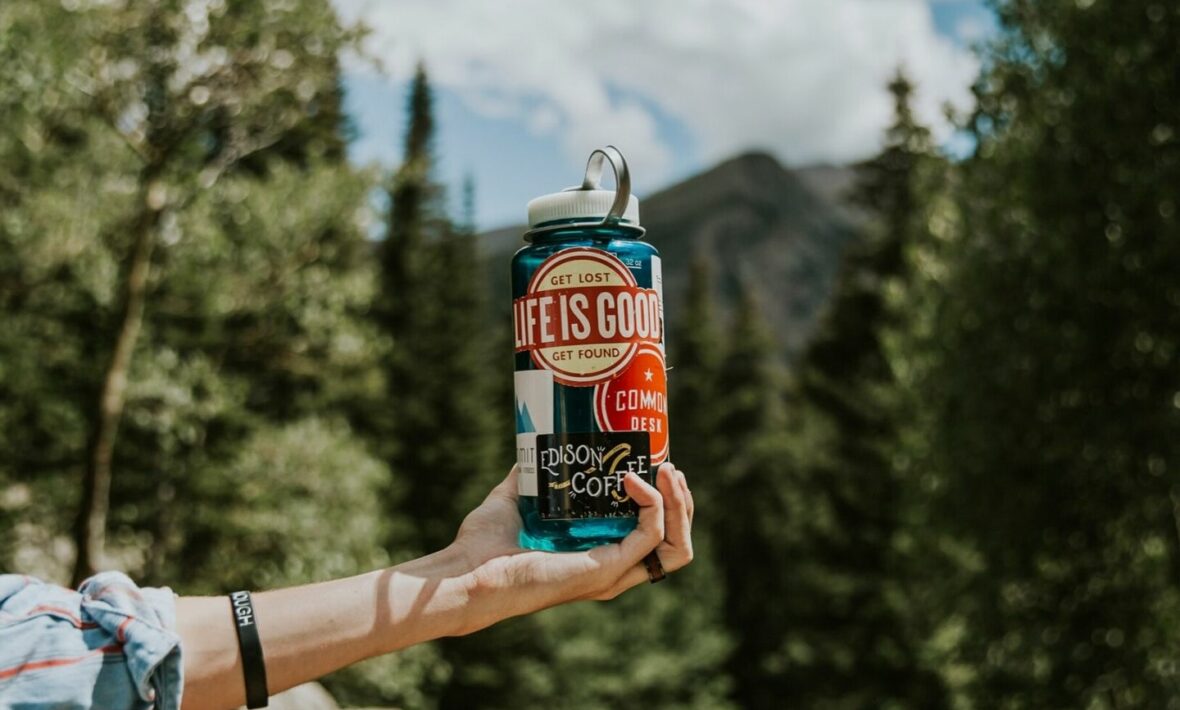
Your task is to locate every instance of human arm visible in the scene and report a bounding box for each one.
[176,463,694,710]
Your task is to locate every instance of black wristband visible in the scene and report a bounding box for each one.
[229,590,269,709]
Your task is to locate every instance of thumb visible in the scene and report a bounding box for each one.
[487,465,521,505]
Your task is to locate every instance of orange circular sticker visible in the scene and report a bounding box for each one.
[593,344,669,464]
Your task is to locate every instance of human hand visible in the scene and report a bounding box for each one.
[174,464,693,708]
[450,462,695,634]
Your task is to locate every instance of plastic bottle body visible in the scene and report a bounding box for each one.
[512,224,667,551]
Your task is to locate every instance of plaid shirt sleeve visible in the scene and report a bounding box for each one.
[0,571,183,709]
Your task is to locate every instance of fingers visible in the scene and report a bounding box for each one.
[578,472,664,601]
[616,471,665,564]
[593,464,695,599]
[654,464,694,573]
[657,464,691,569]
[593,562,651,600]
[679,469,694,522]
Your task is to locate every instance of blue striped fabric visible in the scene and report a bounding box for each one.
[0,572,182,709]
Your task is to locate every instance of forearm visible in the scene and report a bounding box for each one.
[171,464,692,710]
[176,546,473,710]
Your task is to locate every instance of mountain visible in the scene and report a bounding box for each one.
[479,152,861,360]
[795,163,866,226]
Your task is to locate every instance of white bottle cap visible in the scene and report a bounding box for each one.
[527,189,640,228]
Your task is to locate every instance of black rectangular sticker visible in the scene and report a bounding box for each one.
[537,431,652,520]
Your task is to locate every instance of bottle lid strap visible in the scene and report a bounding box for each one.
[524,145,645,240]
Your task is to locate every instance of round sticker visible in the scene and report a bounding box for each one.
[513,248,662,386]
[593,344,669,464]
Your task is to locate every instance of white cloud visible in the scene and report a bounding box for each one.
[334,0,979,182]
[955,16,989,43]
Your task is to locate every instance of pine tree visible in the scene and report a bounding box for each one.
[906,1,1180,705]
[376,62,438,364]
[370,65,544,708]
[372,62,440,370]
[779,70,947,708]
[429,184,537,709]
[708,283,792,709]
[373,63,453,551]
[669,256,724,493]
[374,63,498,555]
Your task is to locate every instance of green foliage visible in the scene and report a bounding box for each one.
[0,0,395,623]
[0,0,376,573]
[777,71,950,708]
[324,645,450,710]
[373,65,492,553]
[534,573,735,710]
[896,0,1180,706]
[107,160,388,584]
[185,417,391,592]
[7,0,1178,708]
[669,256,724,486]
[703,285,795,709]
[369,64,522,709]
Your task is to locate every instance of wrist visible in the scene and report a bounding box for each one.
[397,543,473,578]
[454,555,538,636]
[370,545,478,654]
[423,543,482,638]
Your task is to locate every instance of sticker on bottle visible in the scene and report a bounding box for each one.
[593,343,669,464]
[651,255,664,355]
[513,248,662,387]
[514,369,554,496]
[536,431,652,520]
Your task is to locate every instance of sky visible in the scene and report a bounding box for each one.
[333,0,997,230]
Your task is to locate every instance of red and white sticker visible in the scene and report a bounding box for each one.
[514,248,662,386]
[594,344,669,464]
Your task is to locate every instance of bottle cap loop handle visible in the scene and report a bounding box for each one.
[568,145,631,225]
[525,145,644,240]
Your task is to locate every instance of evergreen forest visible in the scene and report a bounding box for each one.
[1,1,1178,707]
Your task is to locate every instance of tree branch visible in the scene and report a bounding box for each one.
[71,176,163,586]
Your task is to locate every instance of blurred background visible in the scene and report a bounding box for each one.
[1,0,1177,707]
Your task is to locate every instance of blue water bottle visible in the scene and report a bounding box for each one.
[512,146,669,551]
